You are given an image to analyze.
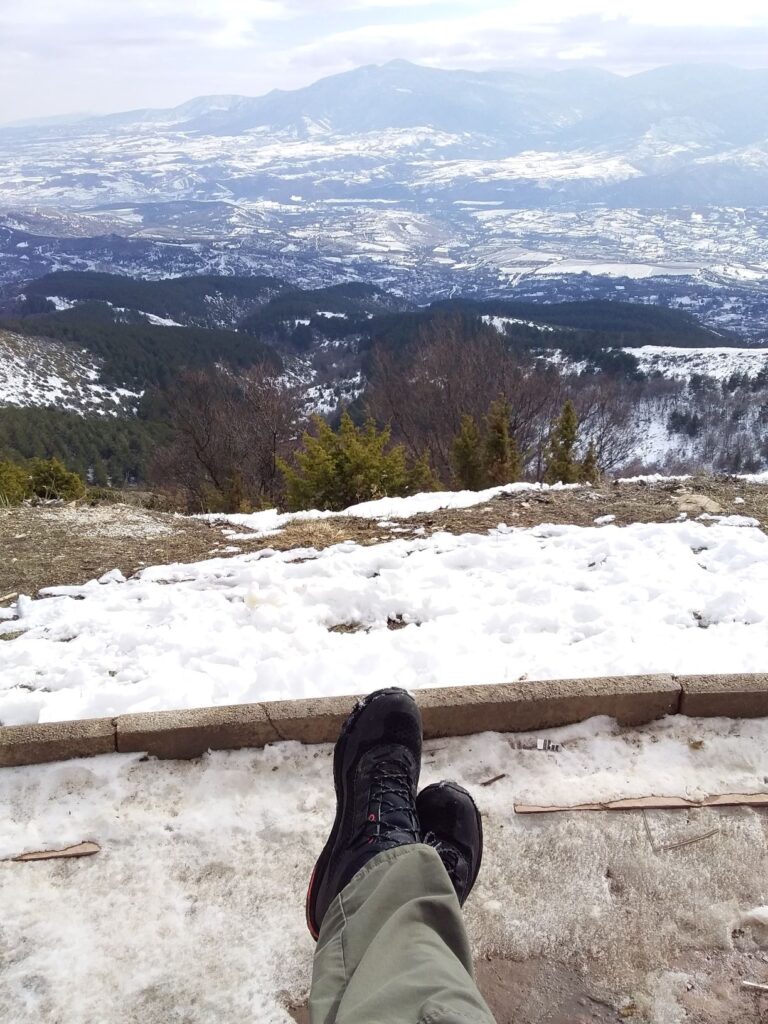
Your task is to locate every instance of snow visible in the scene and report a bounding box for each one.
[3,517,768,726]
[140,311,183,327]
[47,295,77,311]
[482,314,555,333]
[628,344,768,383]
[536,260,699,279]
[0,330,142,414]
[201,481,581,536]
[2,714,767,1022]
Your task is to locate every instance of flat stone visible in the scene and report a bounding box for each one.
[674,492,723,515]
[678,674,768,718]
[0,718,115,767]
[116,703,279,759]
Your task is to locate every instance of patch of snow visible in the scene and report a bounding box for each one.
[616,473,691,484]
[536,261,699,279]
[204,481,581,536]
[47,295,77,311]
[629,345,768,382]
[141,311,183,327]
[2,517,768,725]
[482,314,555,333]
[0,330,142,414]
[696,514,760,527]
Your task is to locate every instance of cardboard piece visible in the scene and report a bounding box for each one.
[11,841,100,861]
[514,793,768,814]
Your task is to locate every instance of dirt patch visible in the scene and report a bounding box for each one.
[287,948,763,1024]
[264,475,766,555]
[1,476,764,599]
[0,504,235,597]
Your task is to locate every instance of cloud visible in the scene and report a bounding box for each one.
[1,0,767,121]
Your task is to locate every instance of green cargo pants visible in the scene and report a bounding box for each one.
[309,844,496,1024]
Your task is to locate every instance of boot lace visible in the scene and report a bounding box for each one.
[363,758,420,844]
[423,831,459,878]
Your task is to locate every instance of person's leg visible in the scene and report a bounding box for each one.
[309,843,495,1024]
[305,688,495,1024]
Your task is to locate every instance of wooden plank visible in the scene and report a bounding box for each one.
[514,793,768,814]
[10,841,100,861]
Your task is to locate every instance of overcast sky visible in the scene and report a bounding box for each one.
[3,0,768,122]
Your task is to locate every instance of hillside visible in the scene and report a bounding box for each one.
[2,271,768,483]
[0,327,139,413]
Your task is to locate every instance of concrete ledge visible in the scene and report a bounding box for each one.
[416,675,680,738]
[116,703,279,759]
[678,674,768,718]
[263,695,358,745]
[114,675,680,757]
[0,718,116,768]
[4,673,768,768]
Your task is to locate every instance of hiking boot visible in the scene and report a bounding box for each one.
[417,781,483,906]
[306,687,422,940]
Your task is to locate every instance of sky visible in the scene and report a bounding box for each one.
[2,0,768,122]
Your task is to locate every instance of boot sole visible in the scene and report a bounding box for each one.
[305,687,414,940]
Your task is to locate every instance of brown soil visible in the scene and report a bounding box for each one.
[262,475,766,555]
[1,475,763,601]
[0,504,235,598]
[288,948,764,1024]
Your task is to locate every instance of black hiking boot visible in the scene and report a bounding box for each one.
[417,781,483,906]
[305,687,422,940]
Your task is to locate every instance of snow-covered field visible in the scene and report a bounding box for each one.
[2,508,768,726]
[2,715,767,1023]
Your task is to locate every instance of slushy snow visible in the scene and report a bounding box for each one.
[2,516,768,725]
[2,715,767,1023]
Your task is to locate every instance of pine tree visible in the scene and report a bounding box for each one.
[407,450,441,494]
[483,399,521,486]
[279,412,411,511]
[579,440,600,484]
[29,458,86,501]
[452,415,485,490]
[544,400,580,484]
[0,461,30,505]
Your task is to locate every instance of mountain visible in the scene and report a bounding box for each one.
[14,61,768,149]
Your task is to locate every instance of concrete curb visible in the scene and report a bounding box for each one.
[677,673,768,718]
[1,673,767,768]
[0,718,116,768]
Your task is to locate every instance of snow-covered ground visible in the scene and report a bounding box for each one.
[2,715,767,1023]
[2,511,768,726]
[628,344,768,382]
[0,329,141,413]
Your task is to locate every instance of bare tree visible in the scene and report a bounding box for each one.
[152,364,299,512]
[569,376,636,472]
[366,313,566,482]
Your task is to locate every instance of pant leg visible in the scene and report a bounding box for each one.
[309,843,496,1024]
